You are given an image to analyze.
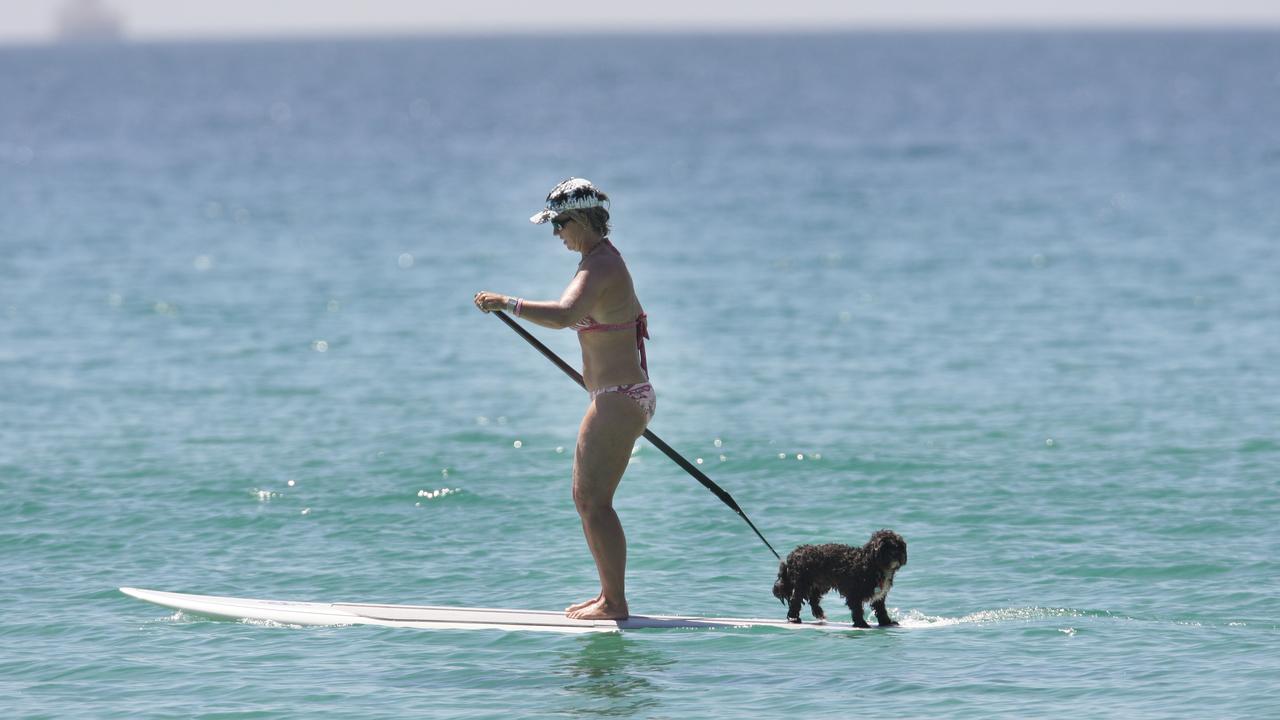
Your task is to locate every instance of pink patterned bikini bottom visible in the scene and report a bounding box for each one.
[590,382,656,422]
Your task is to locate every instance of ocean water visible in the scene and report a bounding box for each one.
[2,30,1279,718]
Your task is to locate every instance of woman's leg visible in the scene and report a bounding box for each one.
[566,391,648,620]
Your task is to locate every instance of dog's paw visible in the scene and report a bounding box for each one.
[786,616,801,624]
[878,620,900,628]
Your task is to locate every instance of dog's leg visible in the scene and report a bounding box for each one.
[872,599,899,627]
[808,590,827,623]
[786,594,804,623]
[847,599,871,629]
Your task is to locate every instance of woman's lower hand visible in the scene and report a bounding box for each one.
[474,291,506,313]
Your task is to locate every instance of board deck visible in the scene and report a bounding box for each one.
[120,587,869,634]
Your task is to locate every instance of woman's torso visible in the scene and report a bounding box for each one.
[575,247,648,391]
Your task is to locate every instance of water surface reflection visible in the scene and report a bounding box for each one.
[555,632,674,717]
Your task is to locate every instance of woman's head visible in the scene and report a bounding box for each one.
[550,208,609,253]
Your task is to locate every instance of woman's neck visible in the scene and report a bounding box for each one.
[579,236,607,260]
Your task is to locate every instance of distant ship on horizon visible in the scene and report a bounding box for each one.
[56,0,125,43]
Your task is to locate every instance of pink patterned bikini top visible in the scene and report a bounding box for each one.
[572,240,650,376]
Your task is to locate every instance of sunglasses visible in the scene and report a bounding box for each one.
[552,216,575,231]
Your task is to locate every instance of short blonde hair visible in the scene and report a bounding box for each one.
[559,206,611,238]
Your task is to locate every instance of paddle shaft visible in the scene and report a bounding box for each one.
[492,310,781,560]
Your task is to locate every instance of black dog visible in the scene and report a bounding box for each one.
[772,529,908,627]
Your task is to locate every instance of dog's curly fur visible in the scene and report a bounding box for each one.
[772,529,908,627]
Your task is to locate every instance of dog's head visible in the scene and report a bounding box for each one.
[866,529,908,570]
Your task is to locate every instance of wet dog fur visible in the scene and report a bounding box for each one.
[772,529,907,627]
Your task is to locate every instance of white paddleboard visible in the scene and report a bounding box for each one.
[120,587,871,634]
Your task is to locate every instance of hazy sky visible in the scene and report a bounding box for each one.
[4,0,1280,42]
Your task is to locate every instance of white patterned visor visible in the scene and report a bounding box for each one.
[530,177,608,224]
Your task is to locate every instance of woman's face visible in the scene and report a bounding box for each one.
[553,215,589,252]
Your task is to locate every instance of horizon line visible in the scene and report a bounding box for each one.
[4,20,1280,47]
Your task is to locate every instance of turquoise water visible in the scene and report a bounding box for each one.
[2,31,1279,718]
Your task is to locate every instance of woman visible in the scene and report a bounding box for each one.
[474,178,654,621]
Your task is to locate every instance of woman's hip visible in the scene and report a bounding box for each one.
[589,382,656,423]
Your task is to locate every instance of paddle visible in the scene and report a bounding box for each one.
[491,310,781,560]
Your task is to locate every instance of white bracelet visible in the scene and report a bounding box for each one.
[505,297,520,314]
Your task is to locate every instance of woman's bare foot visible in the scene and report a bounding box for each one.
[565,593,602,613]
[566,596,628,621]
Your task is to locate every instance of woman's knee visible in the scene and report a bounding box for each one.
[573,481,614,516]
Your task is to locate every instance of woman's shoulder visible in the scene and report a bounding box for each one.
[580,247,629,275]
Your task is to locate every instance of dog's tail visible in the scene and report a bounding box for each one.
[772,559,793,605]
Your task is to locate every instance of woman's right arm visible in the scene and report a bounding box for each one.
[474,267,608,329]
